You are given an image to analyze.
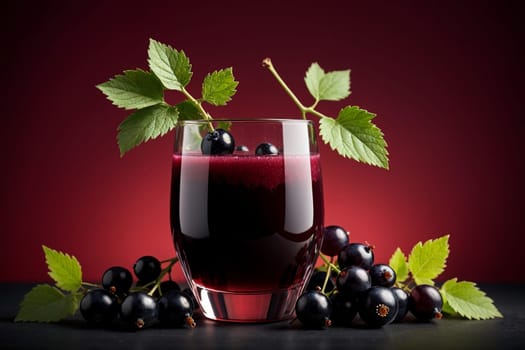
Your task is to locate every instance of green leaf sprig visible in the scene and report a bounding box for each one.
[262,58,389,169]
[98,39,388,169]
[388,235,503,320]
[15,246,178,323]
[15,246,84,322]
[97,38,238,156]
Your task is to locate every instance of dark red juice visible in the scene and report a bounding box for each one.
[170,154,324,292]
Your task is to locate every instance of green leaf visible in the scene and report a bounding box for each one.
[389,248,409,283]
[202,68,238,106]
[440,278,503,320]
[176,100,205,120]
[319,106,389,169]
[217,120,232,130]
[117,104,179,156]
[148,38,192,90]
[15,284,80,322]
[42,245,82,292]
[304,62,350,101]
[96,69,164,110]
[407,235,449,285]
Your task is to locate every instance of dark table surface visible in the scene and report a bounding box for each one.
[1,283,524,349]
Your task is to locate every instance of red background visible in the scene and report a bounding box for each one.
[1,0,524,283]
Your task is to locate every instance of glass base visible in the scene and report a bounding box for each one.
[193,283,303,323]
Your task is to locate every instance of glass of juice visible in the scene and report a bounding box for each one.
[170,119,324,322]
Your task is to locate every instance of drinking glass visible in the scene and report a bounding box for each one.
[170,119,324,322]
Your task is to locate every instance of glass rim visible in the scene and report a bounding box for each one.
[178,118,314,125]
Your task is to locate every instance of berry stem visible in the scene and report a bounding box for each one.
[148,257,179,297]
[81,281,101,289]
[319,253,341,274]
[320,257,334,294]
[160,257,177,264]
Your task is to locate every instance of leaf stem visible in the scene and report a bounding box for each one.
[263,58,331,122]
[181,87,210,119]
[180,87,215,131]
[304,107,330,120]
[263,58,308,119]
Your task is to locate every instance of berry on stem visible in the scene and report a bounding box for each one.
[158,290,196,328]
[358,286,398,327]
[336,266,371,298]
[391,287,409,322]
[120,292,158,329]
[295,290,332,328]
[370,264,396,287]
[101,266,133,295]
[409,284,443,321]
[321,225,349,257]
[80,289,119,326]
[181,288,198,310]
[338,242,375,270]
[329,292,357,326]
[133,256,162,284]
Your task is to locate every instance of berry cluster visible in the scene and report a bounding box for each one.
[79,256,197,330]
[295,225,444,328]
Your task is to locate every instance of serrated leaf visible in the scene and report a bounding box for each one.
[305,63,325,101]
[304,62,350,102]
[176,100,205,120]
[407,235,449,285]
[441,278,503,320]
[117,104,179,156]
[202,68,238,106]
[389,248,409,283]
[148,38,192,90]
[96,69,164,110]
[319,106,389,169]
[42,245,82,292]
[15,284,80,322]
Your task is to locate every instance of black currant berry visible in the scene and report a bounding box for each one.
[133,256,161,284]
[201,129,235,155]
[391,287,409,322]
[329,292,357,326]
[369,264,396,287]
[338,242,375,270]
[336,266,371,298]
[120,292,158,329]
[101,266,133,295]
[181,288,198,310]
[306,271,335,293]
[80,289,119,326]
[409,284,443,321]
[158,290,196,328]
[236,145,249,152]
[358,286,398,327]
[295,290,332,328]
[159,280,181,294]
[255,142,279,155]
[321,225,349,257]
